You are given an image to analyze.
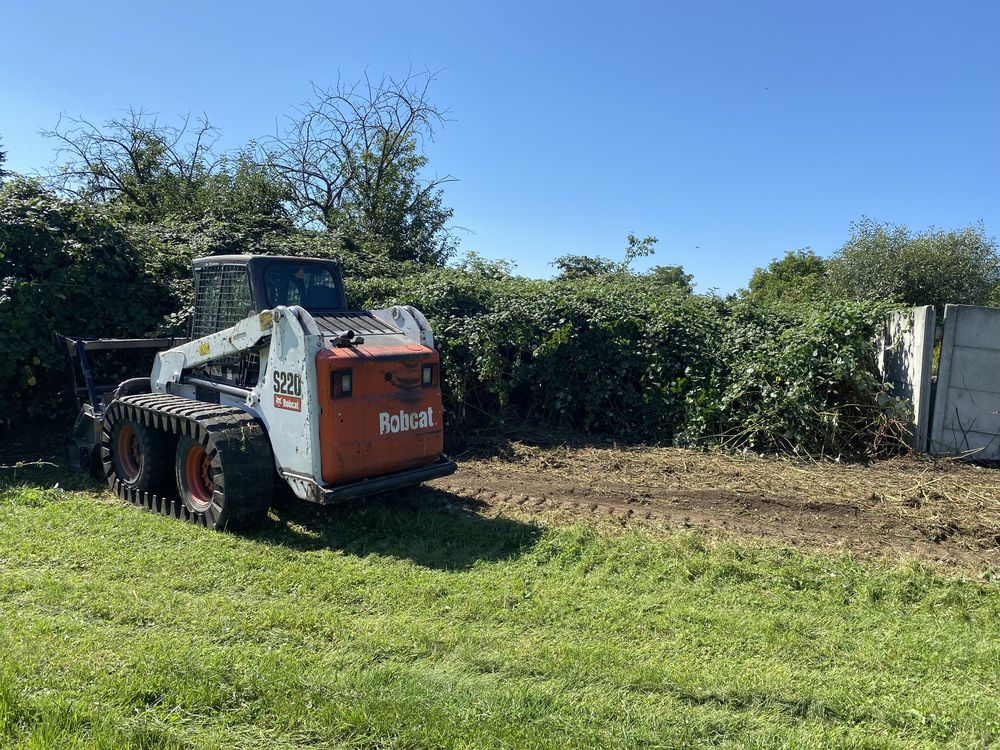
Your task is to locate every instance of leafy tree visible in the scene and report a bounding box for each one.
[43,71,458,264]
[746,249,830,304]
[646,265,694,294]
[44,111,289,223]
[828,218,1000,311]
[337,136,455,264]
[0,135,7,178]
[553,233,662,280]
[200,149,291,222]
[266,70,455,265]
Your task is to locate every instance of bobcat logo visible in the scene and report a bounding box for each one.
[379,407,434,435]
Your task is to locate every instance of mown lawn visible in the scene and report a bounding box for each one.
[0,476,998,749]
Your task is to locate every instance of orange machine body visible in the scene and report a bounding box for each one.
[316,344,444,485]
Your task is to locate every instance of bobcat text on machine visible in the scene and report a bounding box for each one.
[57,255,457,530]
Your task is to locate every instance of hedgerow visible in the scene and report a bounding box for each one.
[353,267,903,456]
[0,180,904,456]
[677,298,903,455]
[0,180,171,423]
[0,181,414,427]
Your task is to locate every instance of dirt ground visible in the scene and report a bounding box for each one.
[429,441,1000,573]
[5,426,1000,573]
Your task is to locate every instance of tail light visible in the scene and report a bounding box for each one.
[332,369,352,397]
[422,364,435,387]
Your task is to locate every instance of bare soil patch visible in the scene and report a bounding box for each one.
[430,441,1000,572]
[6,425,1000,571]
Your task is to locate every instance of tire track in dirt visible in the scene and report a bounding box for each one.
[429,464,1000,571]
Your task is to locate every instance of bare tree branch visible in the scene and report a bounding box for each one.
[42,109,221,215]
[263,68,450,232]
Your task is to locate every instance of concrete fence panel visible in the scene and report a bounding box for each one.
[930,304,1000,459]
[877,306,935,450]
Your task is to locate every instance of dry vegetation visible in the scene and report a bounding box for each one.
[439,439,1000,574]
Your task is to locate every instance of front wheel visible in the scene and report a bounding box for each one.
[107,420,173,492]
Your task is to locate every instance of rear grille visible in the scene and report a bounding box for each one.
[313,313,402,337]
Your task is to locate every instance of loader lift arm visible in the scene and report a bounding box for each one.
[150,307,281,394]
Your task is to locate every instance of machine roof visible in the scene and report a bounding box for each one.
[191,255,342,268]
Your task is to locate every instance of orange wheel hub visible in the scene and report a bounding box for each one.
[183,443,215,510]
[116,425,141,479]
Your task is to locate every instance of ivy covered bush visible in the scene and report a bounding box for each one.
[0,179,902,456]
[354,267,901,456]
[0,180,412,427]
[677,299,901,455]
[0,180,172,424]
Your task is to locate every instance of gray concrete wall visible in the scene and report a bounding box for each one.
[930,304,1000,459]
[877,306,935,450]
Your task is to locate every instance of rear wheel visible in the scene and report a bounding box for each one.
[175,433,272,530]
[176,437,216,513]
[107,419,173,492]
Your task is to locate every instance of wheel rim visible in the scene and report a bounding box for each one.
[183,443,215,511]
[116,425,141,479]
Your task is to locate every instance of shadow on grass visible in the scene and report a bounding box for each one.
[3,427,541,570]
[2,455,542,572]
[247,486,543,571]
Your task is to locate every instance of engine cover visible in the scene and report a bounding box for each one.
[316,344,445,485]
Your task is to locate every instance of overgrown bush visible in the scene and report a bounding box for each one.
[354,265,901,456]
[679,299,903,455]
[0,182,425,426]
[354,268,722,440]
[0,179,173,426]
[1,181,902,456]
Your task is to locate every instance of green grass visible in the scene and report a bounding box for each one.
[0,476,998,749]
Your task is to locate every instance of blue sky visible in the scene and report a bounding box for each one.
[2,1,997,292]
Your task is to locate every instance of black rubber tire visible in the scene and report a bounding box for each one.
[107,419,174,493]
[174,433,272,531]
[101,394,274,531]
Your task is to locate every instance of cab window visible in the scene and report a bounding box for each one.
[264,262,344,310]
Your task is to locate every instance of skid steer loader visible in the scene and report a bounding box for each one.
[57,255,456,529]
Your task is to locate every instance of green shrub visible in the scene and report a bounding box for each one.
[0,184,426,427]
[0,180,173,426]
[0,182,901,456]
[353,266,900,456]
[679,299,902,455]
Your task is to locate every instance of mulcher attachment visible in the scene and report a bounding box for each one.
[101,393,274,530]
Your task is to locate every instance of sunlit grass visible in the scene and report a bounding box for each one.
[1,478,998,749]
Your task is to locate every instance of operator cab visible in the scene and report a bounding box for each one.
[262,260,345,312]
[191,255,348,335]
[190,255,348,386]
[189,255,406,388]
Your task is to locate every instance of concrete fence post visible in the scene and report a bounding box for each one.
[929,304,1000,459]
[877,306,935,451]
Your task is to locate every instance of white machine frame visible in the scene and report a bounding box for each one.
[150,304,434,501]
